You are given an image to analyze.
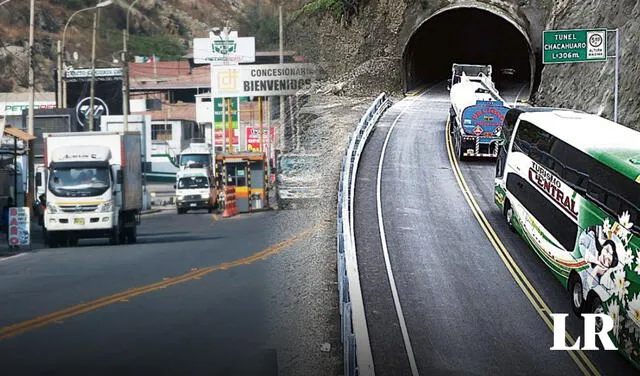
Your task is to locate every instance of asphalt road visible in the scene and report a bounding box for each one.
[0,207,341,375]
[353,85,638,375]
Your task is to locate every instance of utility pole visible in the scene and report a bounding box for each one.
[57,40,62,108]
[123,0,141,132]
[122,29,129,131]
[279,4,285,153]
[89,7,99,131]
[27,0,35,210]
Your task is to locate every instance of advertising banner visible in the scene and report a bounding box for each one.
[246,126,275,153]
[8,207,30,246]
[214,128,239,146]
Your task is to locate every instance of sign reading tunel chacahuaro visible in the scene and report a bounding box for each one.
[543,29,607,64]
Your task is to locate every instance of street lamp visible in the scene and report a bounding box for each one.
[122,0,142,132]
[58,0,113,109]
[209,26,232,154]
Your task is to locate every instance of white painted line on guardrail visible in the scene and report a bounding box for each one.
[376,98,420,376]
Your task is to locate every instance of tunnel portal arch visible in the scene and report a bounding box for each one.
[402,4,536,99]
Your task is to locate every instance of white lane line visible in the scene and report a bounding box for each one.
[0,252,27,263]
[376,97,420,376]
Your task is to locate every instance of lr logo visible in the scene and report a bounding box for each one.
[550,314,618,350]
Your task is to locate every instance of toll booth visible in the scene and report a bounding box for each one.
[215,152,268,213]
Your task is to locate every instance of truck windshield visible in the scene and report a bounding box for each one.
[178,176,209,189]
[180,154,210,167]
[48,167,111,197]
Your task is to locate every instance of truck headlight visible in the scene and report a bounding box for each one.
[46,202,59,214]
[97,200,113,212]
[177,195,184,201]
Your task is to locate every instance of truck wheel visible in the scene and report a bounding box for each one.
[47,233,58,248]
[119,226,127,244]
[454,133,464,161]
[127,226,137,244]
[110,226,120,246]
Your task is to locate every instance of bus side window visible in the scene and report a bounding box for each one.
[587,181,606,205]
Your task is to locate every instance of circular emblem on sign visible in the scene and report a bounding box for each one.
[75,97,109,128]
[589,34,603,48]
[473,125,483,136]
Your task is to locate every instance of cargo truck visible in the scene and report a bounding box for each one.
[43,132,143,247]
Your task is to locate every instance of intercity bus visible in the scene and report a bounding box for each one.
[494,108,640,367]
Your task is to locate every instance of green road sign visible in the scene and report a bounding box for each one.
[543,29,607,64]
[214,97,239,130]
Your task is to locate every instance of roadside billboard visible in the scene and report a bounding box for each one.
[246,126,275,153]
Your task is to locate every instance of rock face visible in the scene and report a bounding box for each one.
[289,0,639,128]
[535,0,640,127]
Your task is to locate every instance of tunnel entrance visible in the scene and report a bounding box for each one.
[403,7,535,97]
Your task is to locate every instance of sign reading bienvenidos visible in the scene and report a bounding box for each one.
[211,63,316,97]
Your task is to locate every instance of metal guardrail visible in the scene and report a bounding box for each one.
[337,93,391,376]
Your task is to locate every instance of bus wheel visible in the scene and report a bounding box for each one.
[504,201,515,232]
[589,295,604,332]
[569,273,584,315]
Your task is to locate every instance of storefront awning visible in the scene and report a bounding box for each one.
[3,126,36,141]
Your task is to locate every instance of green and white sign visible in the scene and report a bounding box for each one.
[213,97,239,130]
[192,32,255,65]
[543,29,607,64]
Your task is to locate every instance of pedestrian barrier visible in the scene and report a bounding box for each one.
[337,92,391,376]
[222,186,238,217]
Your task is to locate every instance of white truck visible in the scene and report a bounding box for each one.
[178,139,214,168]
[43,132,143,247]
[175,167,217,214]
[174,139,218,214]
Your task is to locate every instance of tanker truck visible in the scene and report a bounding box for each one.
[448,63,510,160]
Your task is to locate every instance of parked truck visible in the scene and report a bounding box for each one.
[448,63,510,160]
[43,132,143,247]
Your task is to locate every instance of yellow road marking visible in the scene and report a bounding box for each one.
[445,119,600,376]
[406,85,428,97]
[0,226,318,341]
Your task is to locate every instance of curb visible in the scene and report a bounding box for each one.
[141,209,163,215]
